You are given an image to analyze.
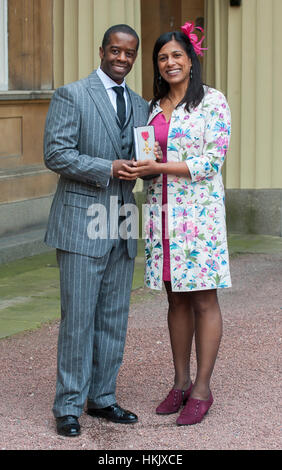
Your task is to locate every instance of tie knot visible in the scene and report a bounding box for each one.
[113,86,124,97]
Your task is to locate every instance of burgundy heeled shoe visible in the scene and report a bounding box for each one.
[176,392,213,425]
[156,383,193,415]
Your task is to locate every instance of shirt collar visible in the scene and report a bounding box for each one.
[97,66,126,91]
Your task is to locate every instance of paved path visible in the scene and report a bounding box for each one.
[0,249,281,450]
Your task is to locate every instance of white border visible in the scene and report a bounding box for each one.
[0,0,8,90]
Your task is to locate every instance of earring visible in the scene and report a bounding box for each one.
[158,75,162,83]
[190,67,193,80]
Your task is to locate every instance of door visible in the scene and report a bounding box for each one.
[141,0,205,100]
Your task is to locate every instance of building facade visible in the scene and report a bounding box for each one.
[0,0,281,263]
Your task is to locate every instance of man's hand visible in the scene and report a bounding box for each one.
[112,159,135,178]
[118,159,160,180]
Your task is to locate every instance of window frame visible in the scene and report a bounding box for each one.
[0,0,8,91]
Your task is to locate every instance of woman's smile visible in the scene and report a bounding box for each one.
[166,68,182,76]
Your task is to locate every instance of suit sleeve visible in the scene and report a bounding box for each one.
[44,86,112,188]
[185,89,231,183]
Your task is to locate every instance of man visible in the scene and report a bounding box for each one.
[44,24,148,437]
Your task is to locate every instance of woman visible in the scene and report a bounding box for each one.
[119,23,231,425]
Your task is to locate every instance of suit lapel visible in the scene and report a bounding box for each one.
[86,71,121,156]
[126,86,143,126]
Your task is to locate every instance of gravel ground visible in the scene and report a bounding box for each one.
[0,253,281,451]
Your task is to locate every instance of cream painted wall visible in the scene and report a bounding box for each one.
[53,0,142,95]
[206,0,282,190]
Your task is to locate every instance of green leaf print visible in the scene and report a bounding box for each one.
[197,233,206,241]
[206,142,215,151]
[184,249,199,261]
[208,183,214,195]
[187,282,197,290]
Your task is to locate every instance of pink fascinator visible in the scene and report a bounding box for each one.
[181,22,207,56]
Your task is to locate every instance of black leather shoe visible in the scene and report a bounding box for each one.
[87,403,138,424]
[56,415,81,437]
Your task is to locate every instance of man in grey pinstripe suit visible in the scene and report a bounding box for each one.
[44,25,149,437]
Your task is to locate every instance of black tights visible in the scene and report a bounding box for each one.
[164,282,223,400]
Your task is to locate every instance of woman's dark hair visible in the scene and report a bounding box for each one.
[150,31,205,113]
[102,24,139,51]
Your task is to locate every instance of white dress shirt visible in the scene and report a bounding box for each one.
[96,66,128,117]
[96,67,129,180]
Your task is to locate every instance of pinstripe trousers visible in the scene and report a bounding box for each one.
[53,236,135,418]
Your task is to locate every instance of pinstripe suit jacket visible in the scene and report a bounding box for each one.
[44,70,149,259]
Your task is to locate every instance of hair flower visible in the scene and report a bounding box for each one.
[181,22,207,56]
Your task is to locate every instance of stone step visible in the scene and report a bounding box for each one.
[0,227,51,265]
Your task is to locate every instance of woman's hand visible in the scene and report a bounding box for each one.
[118,141,163,180]
[118,159,160,180]
[154,141,163,162]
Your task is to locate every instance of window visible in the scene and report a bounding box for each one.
[0,0,53,91]
[0,0,8,91]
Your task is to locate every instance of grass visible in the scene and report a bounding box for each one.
[0,234,281,339]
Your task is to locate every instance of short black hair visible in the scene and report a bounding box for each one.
[102,24,140,51]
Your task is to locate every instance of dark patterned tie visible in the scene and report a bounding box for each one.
[113,86,126,128]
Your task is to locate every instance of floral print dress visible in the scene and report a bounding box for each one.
[144,86,232,292]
